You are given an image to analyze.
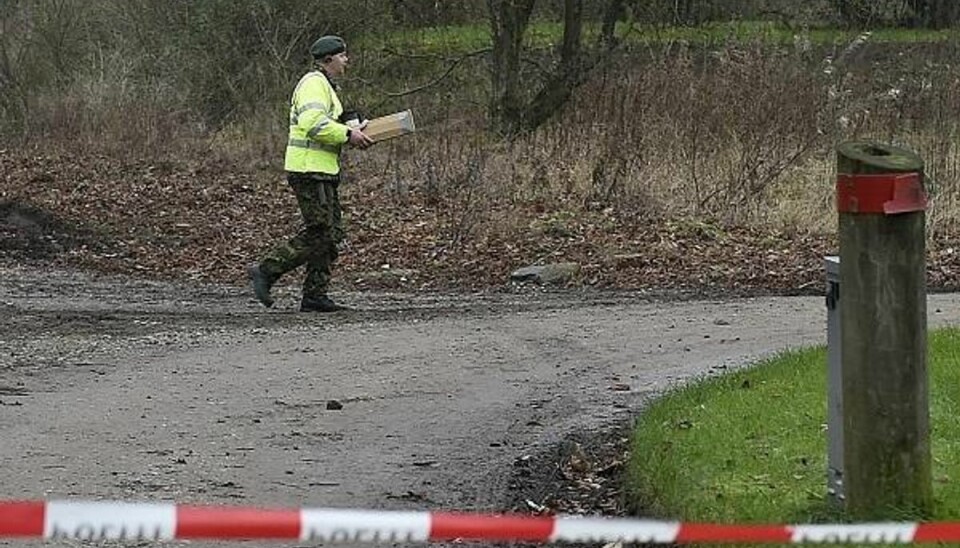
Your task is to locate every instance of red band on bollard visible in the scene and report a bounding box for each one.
[836,173,926,214]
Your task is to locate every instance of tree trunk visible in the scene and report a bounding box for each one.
[521,0,583,132]
[675,0,701,26]
[487,0,623,136]
[487,0,536,136]
[832,0,869,28]
[910,0,960,29]
[599,0,625,49]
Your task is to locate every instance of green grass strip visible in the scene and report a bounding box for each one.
[362,20,959,55]
[628,327,960,525]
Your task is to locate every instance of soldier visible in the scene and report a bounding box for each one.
[247,35,373,312]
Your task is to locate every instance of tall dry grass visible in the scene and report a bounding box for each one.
[353,36,960,247]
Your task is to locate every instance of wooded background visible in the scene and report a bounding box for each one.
[2,0,958,140]
[4,0,960,289]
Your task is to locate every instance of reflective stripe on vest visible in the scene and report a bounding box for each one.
[289,115,334,138]
[288,138,341,154]
[290,101,329,125]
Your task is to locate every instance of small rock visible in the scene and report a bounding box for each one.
[355,268,416,288]
[326,400,343,411]
[510,262,581,285]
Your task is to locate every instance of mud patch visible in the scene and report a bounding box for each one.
[0,200,99,260]
[0,385,29,396]
[505,425,635,518]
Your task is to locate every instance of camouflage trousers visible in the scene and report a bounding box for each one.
[259,172,344,299]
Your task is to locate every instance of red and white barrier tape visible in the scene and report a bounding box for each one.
[2,500,959,544]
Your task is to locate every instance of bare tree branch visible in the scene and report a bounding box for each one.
[351,47,492,112]
[379,48,491,98]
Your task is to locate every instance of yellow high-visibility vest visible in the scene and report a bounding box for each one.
[284,71,349,175]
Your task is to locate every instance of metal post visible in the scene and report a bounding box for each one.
[825,255,843,505]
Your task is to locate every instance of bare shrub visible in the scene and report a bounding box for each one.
[366,34,960,242]
[356,127,496,252]
[451,39,827,226]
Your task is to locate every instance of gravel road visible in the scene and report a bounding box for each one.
[3,264,960,547]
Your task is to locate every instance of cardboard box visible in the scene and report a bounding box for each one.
[362,110,416,142]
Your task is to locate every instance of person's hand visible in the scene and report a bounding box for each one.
[348,122,374,149]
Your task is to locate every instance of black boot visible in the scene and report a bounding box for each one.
[246,263,274,308]
[300,295,349,312]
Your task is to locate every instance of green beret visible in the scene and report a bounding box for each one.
[310,35,346,59]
